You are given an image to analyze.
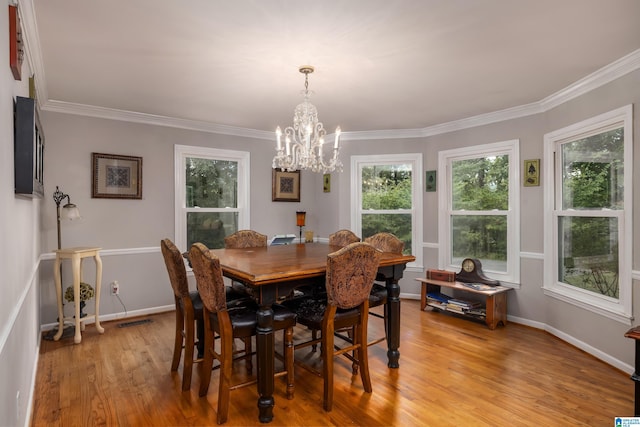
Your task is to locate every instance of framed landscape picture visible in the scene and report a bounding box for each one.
[92,153,142,199]
[272,168,300,202]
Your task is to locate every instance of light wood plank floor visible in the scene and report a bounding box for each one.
[32,300,634,426]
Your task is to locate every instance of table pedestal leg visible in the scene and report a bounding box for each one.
[256,305,274,423]
[386,276,401,368]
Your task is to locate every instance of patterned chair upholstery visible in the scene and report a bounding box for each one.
[328,229,361,247]
[224,230,268,249]
[224,230,268,298]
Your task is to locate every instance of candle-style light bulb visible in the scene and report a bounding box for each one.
[276,126,282,151]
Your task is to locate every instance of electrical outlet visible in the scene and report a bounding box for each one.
[111,281,119,296]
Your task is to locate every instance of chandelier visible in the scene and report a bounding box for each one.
[273,66,342,173]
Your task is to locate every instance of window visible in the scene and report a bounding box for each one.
[438,140,520,284]
[174,145,250,251]
[543,105,632,323]
[351,154,422,266]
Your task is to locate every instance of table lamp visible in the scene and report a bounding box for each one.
[296,211,306,243]
[53,186,81,250]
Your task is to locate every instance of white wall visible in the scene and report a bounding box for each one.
[0,4,42,425]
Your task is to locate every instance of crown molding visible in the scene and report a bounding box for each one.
[540,48,640,111]
[17,0,48,104]
[42,99,273,140]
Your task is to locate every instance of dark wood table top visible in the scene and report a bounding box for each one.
[208,242,415,286]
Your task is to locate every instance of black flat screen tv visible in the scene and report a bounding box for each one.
[14,96,44,198]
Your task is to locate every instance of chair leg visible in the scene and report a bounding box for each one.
[171,308,183,372]
[322,321,335,412]
[357,322,372,393]
[312,329,319,352]
[198,325,215,397]
[284,327,295,399]
[244,337,253,374]
[350,326,358,375]
[217,333,234,425]
[182,316,195,391]
[196,317,205,359]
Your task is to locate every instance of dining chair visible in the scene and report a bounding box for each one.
[161,238,205,391]
[293,230,362,306]
[296,229,360,346]
[189,242,296,424]
[287,242,382,412]
[328,229,361,247]
[224,230,268,298]
[224,229,268,249]
[363,232,405,348]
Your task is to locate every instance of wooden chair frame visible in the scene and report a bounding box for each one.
[290,242,381,411]
[161,238,203,391]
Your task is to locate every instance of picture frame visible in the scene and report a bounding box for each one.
[323,173,331,193]
[523,159,540,187]
[272,168,300,202]
[425,170,437,192]
[91,153,143,199]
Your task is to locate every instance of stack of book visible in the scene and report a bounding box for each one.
[426,292,451,309]
[445,298,482,315]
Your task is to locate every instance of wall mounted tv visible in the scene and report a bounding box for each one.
[14,96,44,198]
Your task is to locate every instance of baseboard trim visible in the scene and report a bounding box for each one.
[39,304,174,332]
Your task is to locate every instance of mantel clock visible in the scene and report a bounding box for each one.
[456,258,500,286]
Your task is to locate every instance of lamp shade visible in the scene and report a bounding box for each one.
[61,203,81,220]
[296,211,306,227]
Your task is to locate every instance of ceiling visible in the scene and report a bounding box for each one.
[22,0,640,138]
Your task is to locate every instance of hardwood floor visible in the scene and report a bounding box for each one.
[32,300,634,426]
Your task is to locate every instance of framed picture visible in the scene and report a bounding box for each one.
[524,159,540,187]
[425,170,437,192]
[323,173,331,193]
[92,153,143,199]
[272,168,300,202]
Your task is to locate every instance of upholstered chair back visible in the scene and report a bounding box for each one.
[189,243,228,313]
[224,230,268,248]
[328,229,361,247]
[364,232,404,254]
[161,238,190,298]
[325,242,382,309]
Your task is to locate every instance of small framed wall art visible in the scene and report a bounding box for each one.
[8,5,23,80]
[272,168,300,202]
[425,170,437,192]
[323,173,331,192]
[523,159,540,187]
[92,153,143,199]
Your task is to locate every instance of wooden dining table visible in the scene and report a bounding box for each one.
[207,242,415,423]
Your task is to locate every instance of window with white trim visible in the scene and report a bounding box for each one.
[438,140,520,284]
[543,105,632,323]
[351,153,422,266]
[174,145,250,252]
